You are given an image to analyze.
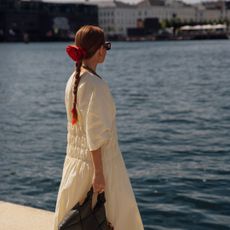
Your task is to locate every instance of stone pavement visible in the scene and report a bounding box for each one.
[0,200,54,230]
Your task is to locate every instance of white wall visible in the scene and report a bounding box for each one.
[98,3,229,36]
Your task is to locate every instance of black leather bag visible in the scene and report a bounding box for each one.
[58,186,114,230]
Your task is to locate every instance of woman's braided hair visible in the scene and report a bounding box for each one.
[70,25,105,125]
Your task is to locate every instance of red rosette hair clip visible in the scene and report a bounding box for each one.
[66,45,86,63]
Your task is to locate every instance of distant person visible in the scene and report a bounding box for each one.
[53,25,144,230]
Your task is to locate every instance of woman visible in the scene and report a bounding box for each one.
[53,25,144,230]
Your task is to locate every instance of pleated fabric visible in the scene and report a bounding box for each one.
[53,71,144,230]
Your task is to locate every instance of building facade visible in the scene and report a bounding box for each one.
[0,0,98,42]
[97,0,230,37]
[1,0,229,41]
[98,1,136,36]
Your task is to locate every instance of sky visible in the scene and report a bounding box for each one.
[41,0,212,5]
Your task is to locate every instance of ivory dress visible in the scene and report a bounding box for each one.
[53,70,144,230]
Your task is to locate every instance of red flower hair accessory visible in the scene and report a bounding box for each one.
[66,45,86,62]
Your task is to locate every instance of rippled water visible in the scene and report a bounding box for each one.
[0,40,230,230]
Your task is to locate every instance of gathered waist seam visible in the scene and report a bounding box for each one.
[65,154,92,164]
[65,151,120,165]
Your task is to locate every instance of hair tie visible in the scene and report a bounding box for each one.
[66,45,86,62]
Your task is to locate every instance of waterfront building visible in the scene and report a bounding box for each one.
[136,0,196,22]
[97,0,197,37]
[194,1,230,21]
[1,0,229,41]
[96,0,230,37]
[98,1,136,37]
[0,0,98,42]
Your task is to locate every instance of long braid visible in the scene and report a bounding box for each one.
[71,59,83,125]
[66,25,106,125]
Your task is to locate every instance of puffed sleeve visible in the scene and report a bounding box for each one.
[85,82,114,151]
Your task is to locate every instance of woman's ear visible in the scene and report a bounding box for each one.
[98,45,104,57]
[96,45,105,63]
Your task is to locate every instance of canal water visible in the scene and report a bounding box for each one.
[0,40,230,230]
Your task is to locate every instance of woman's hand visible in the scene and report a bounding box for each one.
[92,170,105,193]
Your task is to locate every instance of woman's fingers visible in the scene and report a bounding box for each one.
[93,183,105,193]
[92,170,105,193]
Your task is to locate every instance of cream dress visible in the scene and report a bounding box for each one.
[53,70,144,230]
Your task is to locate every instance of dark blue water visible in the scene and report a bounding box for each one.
[0,40,230,230]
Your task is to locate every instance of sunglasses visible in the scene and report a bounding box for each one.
[103,41,111,50]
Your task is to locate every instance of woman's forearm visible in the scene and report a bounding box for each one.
[90,147,104,174]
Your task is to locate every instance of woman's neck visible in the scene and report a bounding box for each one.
[82,61,97,72]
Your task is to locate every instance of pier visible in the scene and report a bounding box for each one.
[0,201,54,230]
